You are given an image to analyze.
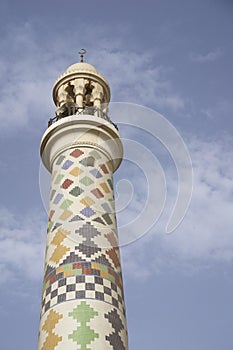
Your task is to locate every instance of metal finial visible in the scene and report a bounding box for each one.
[78,49,87,62]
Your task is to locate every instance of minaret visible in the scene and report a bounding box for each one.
[38,53,128,350]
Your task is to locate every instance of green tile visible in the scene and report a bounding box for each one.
[60,199,73,210]
[80,176,94,186]
[47,221,54,233]
[54,174,64,185]
[89,150,101,159]
[56,155,65,165]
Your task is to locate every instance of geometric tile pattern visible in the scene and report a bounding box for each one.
[39,300,127,350]
[41,309,63,350]
[105,309,125,350]
[50,228,70,264]
[41,274,125,315]
[43,261,123,292]
[68,301,99,349]
[46,147,116,233]
[105,232,121,269]
[38,147,128,350]
[75,222,101,258]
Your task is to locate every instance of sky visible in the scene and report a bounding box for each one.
[0,0,233,349]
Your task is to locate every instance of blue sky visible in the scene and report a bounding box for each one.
[0,0,233,349]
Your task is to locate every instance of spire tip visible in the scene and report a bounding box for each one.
[78,49,87,62]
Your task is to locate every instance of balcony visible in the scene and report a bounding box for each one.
[48,104,118,130]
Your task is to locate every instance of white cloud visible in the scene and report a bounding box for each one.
[0,207,46,287]
[0,22,186,135]
[0,22,72,133]
[190,49,223,63]
[121,135,233,278]
[93,49,186,111]
[201,99,233,121]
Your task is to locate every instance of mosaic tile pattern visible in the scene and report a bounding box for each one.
[41,309,63,350]
[68,301,99,349]
[41,274,125,315]
[38,147,128,350]
[39,300,128,350]
[43,262,122,291]
[105,309,126,350]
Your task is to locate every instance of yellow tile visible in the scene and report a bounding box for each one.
[80,196,95,206]
[100,271,109,279]
[69,167,83,177]
[91,262,100,269]
[100,182,110,193]
[59,210,73,220]
[42,310,62,350]
[64,270,72,277]
[50,245,69,264]
[56,266,64,273]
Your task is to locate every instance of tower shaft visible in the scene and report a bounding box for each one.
[38,55,128,349]
[38,144,127,349]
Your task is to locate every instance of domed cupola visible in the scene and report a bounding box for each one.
[52,50,110,122]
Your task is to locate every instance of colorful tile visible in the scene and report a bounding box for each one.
[56,155,65,165]
[107,178,113,190]
[100,182,110,193]
[80,196,95,207]
[61,178,73,189]
[54,174,64,185]
[90,169,103,178]
[91,188,104,198]
[102,213,113,225]
[50,189,56,201]
[101,202,112,213]
[53,193,64,204]
[100,164,109,174]
[80,207,95,218]
[70,149,84,158]
[50,228,70,264]
[62,159,74,170]
[69,167,83,177]
[89,150,101,159]
[105,309,125,350]
[80,156,95,167]
[59,210,73,220]
[69,186,84,197]
[68,302,99,348]
[60,199,73,210]
[41,310,62,350]
[80,176,94,186]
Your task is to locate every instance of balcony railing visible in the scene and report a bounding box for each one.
[48,105,118,130]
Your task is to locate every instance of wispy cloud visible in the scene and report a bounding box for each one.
[0,207,46,288]
[121,135,233,278]
[93,50,186,111]
[0,22,186,135]
[0,24,57,132]
[190,49,223,63]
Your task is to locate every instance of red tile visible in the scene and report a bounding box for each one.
[73,263,82,269]
[100,164,109,174]
[91,188,104,198]
[70,149,84,158]
[61,178,73,189]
